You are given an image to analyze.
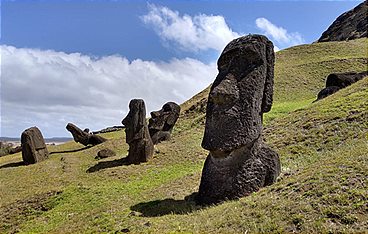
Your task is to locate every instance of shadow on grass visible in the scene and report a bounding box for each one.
[130,193,204,217]
[50,146,92,155]
[86,157,133,173]
[0,161,25,169]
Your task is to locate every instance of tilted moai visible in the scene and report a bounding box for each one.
[122,99,154,164]
[21,127,49,165]
[148,102,181,145]
[196,35,281,205]
[66,123,107,146]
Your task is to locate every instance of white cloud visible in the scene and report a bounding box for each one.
[1,45,216,137]
[255,17,304,47]
[141,4,240,52]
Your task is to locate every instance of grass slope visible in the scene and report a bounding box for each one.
[0,39,367,233]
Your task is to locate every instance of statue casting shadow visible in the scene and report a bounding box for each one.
[0,161,25,169]
[86,156,134,173]
[130,193,203,217]
[49,146,92,155]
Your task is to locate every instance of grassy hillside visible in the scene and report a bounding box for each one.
[0,38,367,233]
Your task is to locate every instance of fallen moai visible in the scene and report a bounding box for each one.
[66,123,107,146]
[122,99,154,164]
[196,35,281,205]
[148,102,181,145]
[21,127,49,164]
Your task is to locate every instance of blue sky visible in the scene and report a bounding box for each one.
[0,0,363,137]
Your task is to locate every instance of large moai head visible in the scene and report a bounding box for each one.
[202,34,275,154]
[148,102,180,144]
[122,99,147,144]
[21,126,49,164]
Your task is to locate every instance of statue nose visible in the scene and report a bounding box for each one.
[210,75,239,106]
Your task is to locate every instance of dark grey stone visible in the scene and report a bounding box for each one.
[122,99,153,164]
[66,123,107,146]
[148,102,181,145]
[21,127,49,165]
[197,34,281,205]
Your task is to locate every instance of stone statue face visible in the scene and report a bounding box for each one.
[202,35,275,153]
[122,99,146,143]
[149,102,180,131]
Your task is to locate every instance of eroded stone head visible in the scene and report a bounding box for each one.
[148,102,180,144]
[202,34,275,153]
[122,99,147,144]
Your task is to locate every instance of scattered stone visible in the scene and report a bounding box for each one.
[21,127,49,165]
[148,102,180,145]
[318,1,367,42]
[9,145,22,154]
[316,71,367,101]
[96,148,116,159]
[122,99,154,164]
[66,123,107,146]
[196,35,281,205]
[92,126,125,134]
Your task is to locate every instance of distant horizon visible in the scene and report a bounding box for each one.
[1,0,363,137]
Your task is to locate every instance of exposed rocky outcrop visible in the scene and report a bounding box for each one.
[21,127,49,165]
[92,126,125,134]
[318,1,367,42]
[316,71,367,100]
[122,99,154,164]
[148,102,180,145]
[66,123,107,146]
[196,35,281,205]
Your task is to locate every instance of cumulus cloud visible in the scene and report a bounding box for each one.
[141,4,240,52]
[1,45,216,137]
[255,17,304,47]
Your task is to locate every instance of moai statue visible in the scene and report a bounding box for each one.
[21,127,49,165]
[66,123,107,146]
[196,35,281,205]
[122,99,154,164]
[148,102,181,145]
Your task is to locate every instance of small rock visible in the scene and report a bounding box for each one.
[96,148,116,159]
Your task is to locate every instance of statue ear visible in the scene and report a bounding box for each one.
[261,42,275,113]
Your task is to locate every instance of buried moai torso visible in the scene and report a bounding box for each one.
[122,99,154,164]
[197,35,281,205]
[148,102,180,145]
[21,127,49,165]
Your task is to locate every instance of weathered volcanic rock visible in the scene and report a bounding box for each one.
[21,127,49,165]
[122,99,154,164]
[316,71,368,100]
[148,102,181,145]
[96,148,116,159]
[66,123,107,146]
[318,1,367,42]
[196,35,281,205]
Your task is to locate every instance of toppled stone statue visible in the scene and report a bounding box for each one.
[122,99,154,164]
[316,71,367,100]
[21,127,49,164]
[148,102,181,145]
[66,123,107,146]
[196,35,281,205]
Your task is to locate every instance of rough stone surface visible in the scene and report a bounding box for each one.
[197,35,281,205]
[316,71,367,100]
[21,127,49,165]
[9,146,22,154]
[148,102,181,145]
[66,123,107,146]
[318,1,367,42]
[96,148,116,159]
[122,99,154,164]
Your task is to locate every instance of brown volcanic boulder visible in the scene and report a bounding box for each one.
[318,1,367,42]
[66,123,107,146]
[122,99,154,164]
[196,35,281,205]
[21,127,49,165]
[316,71,367,100]
[148,102,181,145]
[96,148,116,159]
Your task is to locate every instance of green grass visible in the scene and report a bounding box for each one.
[0,38,367,233]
